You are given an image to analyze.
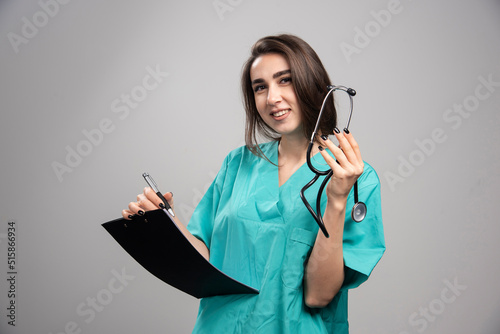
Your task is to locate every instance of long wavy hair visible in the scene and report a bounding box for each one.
[241,34,337,159]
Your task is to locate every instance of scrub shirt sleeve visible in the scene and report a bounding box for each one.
[186,154,230,250]
[341,163,385,290]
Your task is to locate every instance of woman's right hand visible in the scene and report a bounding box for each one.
[121,187,174,220]
[122,186,210,260]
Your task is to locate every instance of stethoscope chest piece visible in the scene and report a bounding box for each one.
[351,201,367,223]
[351,179,366,223]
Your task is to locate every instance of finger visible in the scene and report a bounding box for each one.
[343,130,363,166]
[318,145,345,176]
[128,201,145,216]
[144,187,164,208]
[163,191,174,209]
[319,134,350,167]
[122,209,135,220]
[339,130,364,178]
[334,129,358,164]
[136,193,158,211]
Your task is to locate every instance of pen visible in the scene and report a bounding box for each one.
[142,172,175,217]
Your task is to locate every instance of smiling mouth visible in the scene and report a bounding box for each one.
[271,109,290,117]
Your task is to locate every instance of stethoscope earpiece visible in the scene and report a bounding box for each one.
[326,86,356,96]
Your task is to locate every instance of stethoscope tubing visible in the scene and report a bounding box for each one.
[300,84,364,238]
[300,142,332,237]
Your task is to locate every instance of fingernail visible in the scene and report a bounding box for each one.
[159,203,165,209]
[318,146,324,151]
[334,127,340,134]
[343,128,350,134]
[320,135,328,141]
[138,210,145,216]
[128,215,134,219]
[170,192,174,197]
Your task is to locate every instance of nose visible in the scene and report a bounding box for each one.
[267,84,282,105]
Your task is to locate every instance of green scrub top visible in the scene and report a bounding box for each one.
[187,141,385,333]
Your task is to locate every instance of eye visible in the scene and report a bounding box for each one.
[253,85,266,92]
[280,77,292,84]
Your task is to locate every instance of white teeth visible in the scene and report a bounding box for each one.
[272,109,290,117]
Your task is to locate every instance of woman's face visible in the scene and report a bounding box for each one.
[250,53,303,138]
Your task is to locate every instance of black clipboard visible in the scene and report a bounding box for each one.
[102,208,259,299]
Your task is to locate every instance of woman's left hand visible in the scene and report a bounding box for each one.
[318,128,364,202]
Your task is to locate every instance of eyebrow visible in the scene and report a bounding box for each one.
[251,69,291,86]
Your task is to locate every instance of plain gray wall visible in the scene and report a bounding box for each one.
[1,0,499,333]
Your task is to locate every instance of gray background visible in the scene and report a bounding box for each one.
[1,0,499,333]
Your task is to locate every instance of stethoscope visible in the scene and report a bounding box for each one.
[299,85,367,238]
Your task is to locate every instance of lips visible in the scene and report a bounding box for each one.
[271,109,290,117]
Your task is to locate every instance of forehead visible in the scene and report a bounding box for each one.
[250,53,290,80]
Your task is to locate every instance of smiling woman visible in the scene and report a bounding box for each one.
[250,54,302,138]
[241,35,337,161]
[122,34,385,334]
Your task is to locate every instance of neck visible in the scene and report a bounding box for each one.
[277,133,318,187]
[278,134,311,164]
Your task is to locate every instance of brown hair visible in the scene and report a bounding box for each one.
[241,34,337,159]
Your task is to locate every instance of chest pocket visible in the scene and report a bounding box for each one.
[281,227,316,290]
